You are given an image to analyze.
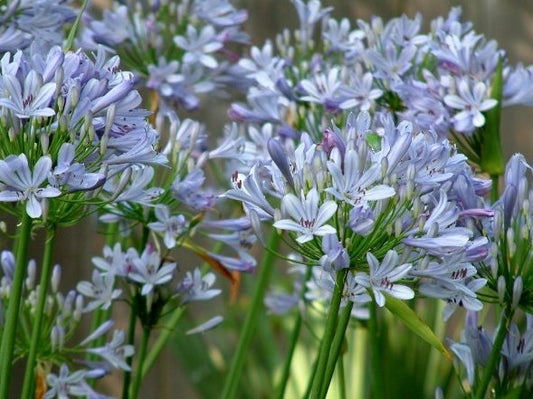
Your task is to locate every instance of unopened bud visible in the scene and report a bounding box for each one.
[51,325,65,351]
[103,103,116,139]
[25,260,36,291]
[506,228,516,258]
[512,276,523,309]
[51,265,61,293]
[497,275,506,304]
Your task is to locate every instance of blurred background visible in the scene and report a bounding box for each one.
[24,1,533,398]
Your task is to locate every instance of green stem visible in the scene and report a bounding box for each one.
[21,225,56,399]
[275,266,313,399]
[122,295,139,399]
[369,302,384,399]
[129,327,151,399]
[320,301,354,399]
[64,0,89,52]
[337,351,347,399]
[423,300,446,397]
[0,211,32,399]
[309,269,347,399]
[220,232,281,399]
[351,326,368,399]
[141,306,184,379]
[474,308,514,399]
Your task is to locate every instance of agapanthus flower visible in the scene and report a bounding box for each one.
[273,188,337,244]
[176,269,221,304]
[45,364,99,399]
[76,271,122,312]
[354,250,414,307]
[0,154,61,218]
[85,329,135,371]
[147,205,187,249]
[128,245,177,296]
[444,79,497,134]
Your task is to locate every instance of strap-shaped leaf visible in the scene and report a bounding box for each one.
[384,296,451,359]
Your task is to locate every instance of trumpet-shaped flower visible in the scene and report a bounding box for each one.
[147,205,186,249]
[354,250,414,307]
[325,149,395,206]
[128,245,177,296]
[273,188,337,243]
[0,70,56,119]
[0,154,61,218]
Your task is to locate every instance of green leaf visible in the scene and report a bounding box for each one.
[384,296,451,360]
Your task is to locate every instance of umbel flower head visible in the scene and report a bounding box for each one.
[80,0,249,112]
[224,110,491,317]
[0,45,167,222]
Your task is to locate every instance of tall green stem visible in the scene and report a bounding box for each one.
[0,211,32,399]
[369,302,384,399]
[309,268,347,399]
[64,0,89,52]
[21,225,56,399]
[320,301,354,399]
[122,295,139,399]
[474,308,514,399]
[220,232,281,399]
[275,266,313,399]
[141,306,184,379]
[337,353,346,399]
[129,327,151,399]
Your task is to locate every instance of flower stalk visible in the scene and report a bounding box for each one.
[309,268,347,399]
[0,211,32,399]
[21,224,56,399]
[221,232,281,399]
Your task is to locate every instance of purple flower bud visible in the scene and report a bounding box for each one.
[267,138,294,188]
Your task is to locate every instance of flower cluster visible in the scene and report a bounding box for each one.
[0,45,165,222]
[0,250,134,397]
[227,0,533,163]
[226,110,491,319]
[80,0,249,111]
[0,0,76,54]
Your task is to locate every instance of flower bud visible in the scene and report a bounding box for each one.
[497,275,506,304]
[512,276,523,309]
[25,260,36,291]
[51,265,61,293]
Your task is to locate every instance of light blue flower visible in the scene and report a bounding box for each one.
[148,205,186,249]
[0,71,55,119]
[354,250,414,307]
[273,188,337,244]
[326,149,395,206]
[444,79,497,134]
[0,154,61,218]
[128,245,177,296]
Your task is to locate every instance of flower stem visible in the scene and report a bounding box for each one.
[64,0,89,52]
[220,232,281,399]
[320,300,354,399]
[369,302,384,399]
[121,295,139,399]
[21,225,56,399]
[129,326,151,399]
[0,211,32,399]
[309,268,347,399]
[275,266,313,399]
[337,352,347,399]
[474,307,514,399]
[141,306,184,379]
